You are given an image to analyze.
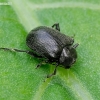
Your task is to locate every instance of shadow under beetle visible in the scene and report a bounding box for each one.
[0,23,79,78]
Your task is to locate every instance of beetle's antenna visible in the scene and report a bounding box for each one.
[0,48,42,58]
[73,43,79,48]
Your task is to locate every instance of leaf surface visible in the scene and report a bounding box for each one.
[0,0,100,100]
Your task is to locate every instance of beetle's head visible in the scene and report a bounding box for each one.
[59,44,78,69]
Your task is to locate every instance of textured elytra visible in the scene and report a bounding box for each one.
[26,26,74,58]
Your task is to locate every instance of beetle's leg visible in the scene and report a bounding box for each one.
[52,23,60,31]
[0,48,42,58]
[36,62,42,69]
[35,60,46,69]
[47,64,58,78]
[73,43,79,48]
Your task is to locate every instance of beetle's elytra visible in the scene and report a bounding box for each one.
[0,23,78,78]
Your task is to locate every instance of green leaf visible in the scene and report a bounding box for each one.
[0,0,100,100]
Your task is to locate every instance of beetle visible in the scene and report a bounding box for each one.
[0,23,78,78]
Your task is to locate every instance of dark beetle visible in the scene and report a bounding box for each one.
[0,23,78,78]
